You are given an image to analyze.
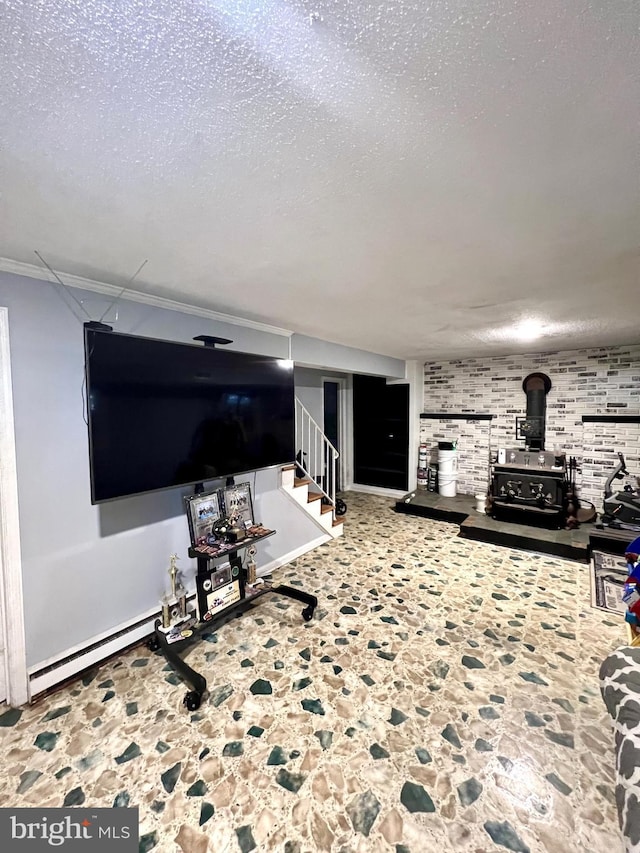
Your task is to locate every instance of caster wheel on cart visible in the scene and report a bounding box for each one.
[147,634,160,652]
[184,691,201,711]
[335,498,347,516]
[302,607,314,622]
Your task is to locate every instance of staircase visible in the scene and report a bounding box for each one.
[280,398,344,539]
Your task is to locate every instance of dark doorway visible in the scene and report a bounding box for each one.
[323,380,340,491]
[353,375,409,491]
[323,382,339,449]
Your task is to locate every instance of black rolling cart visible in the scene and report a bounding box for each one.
[147,528,318,711]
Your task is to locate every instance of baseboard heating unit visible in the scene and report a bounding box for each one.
[27,539,325,700]
[27,596,195,700]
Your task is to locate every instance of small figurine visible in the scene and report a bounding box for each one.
[246,545,257,584]
[229,512,247,543]
[169,553,179,598]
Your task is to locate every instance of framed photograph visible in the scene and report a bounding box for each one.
[222,482,254,528]
[195,561,239,620]
[590,550,628,615]
[185,489,222,547]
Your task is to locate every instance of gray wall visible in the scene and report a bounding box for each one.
[292,334,405,379]
[294,366,350,427]
[1,272,404,667]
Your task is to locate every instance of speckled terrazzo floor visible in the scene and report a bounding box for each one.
[0,492,627,853]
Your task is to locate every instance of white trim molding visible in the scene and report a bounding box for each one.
[0,307,29,706]
[321,375,351,493]
[404,360,423,492]
[350,483,408,499]
[0,257,292,338]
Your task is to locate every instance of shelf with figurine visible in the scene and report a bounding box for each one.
[184,481,275,559]
[147,478,319,713]
[187,525,275,560]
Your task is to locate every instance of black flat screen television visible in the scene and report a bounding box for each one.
[84,328,295,503]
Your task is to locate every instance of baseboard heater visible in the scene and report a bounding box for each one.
[28,594,196,701]
[27,549,314,700]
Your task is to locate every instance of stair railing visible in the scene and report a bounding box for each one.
[294,397,339,514]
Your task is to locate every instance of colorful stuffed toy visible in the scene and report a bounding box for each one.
[622,536,640,626]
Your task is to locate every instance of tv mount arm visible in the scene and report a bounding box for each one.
[85,320,113,332]
[193,335,233,348]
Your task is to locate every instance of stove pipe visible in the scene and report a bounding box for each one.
[521,372,552,450]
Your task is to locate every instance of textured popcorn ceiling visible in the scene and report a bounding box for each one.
[0,0,638,359]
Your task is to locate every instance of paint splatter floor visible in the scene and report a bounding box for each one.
[0,492,625,852]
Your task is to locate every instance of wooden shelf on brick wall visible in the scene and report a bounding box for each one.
[420,413,495,420]
[581,415,640,423]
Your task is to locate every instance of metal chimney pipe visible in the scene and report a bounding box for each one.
[522,372,552,450]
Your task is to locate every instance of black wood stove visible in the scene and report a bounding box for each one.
[490,372,569,528]
[491,449,568,528]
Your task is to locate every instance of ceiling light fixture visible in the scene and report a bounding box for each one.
[475,317,587,348]
[512,318,545,341]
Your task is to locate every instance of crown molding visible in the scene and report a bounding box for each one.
[0,257,292,338]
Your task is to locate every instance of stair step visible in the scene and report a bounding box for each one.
[294,478,312,487]
[320,504,333,514]
[282,463,297,471]
[333,517,345,527]
[307,493,323,502]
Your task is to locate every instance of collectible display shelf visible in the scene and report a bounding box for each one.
[186,526,277,560]
[147,528,318,711]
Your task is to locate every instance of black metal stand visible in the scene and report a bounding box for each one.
[147,529,318,712]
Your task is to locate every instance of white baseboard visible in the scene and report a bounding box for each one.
[350,483,407,499]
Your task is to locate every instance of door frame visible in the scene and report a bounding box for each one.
[321,375,350,494]
[0,307,29,706]
[388,361,422,492]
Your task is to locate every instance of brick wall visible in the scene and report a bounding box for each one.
[582,422,640,509]
[421,344,640,506]
[419,418,492,496]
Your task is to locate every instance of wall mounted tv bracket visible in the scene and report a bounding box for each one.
[193,335,233,348]
[84,320,113,332]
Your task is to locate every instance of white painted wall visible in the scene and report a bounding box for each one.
[0,272,405,670]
